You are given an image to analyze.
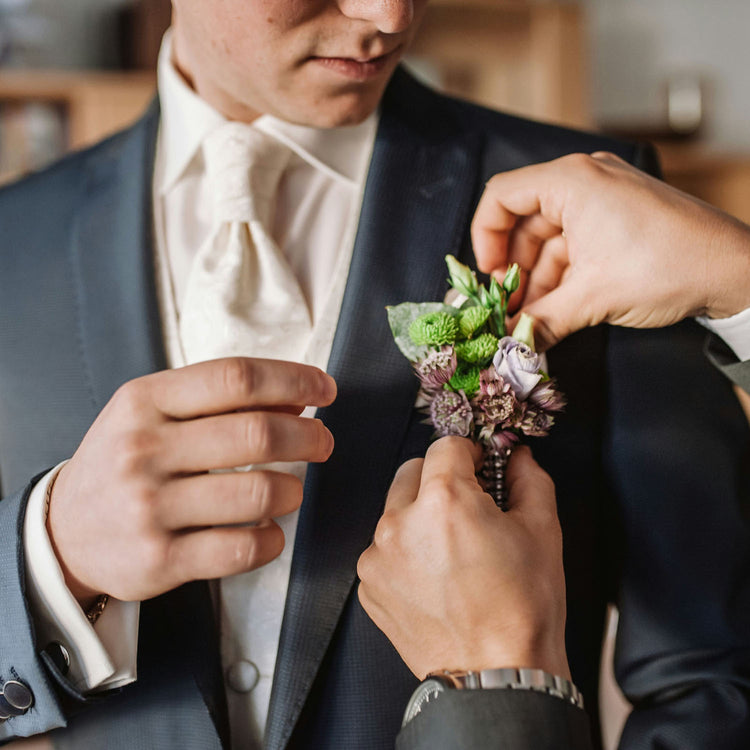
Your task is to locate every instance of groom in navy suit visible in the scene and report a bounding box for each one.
[1,1,749,749]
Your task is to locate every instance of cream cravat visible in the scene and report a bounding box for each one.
[180,123,312,365]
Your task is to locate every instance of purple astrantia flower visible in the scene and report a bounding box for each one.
[429,389,473,437]
[414,346,457,390]
[472,369,520,433]
[528,380,566,412]
[519,406,555,438]
[485,428,520,452]
[493,337,543,400]
[478,367,506,397]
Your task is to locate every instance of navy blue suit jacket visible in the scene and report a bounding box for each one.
[1,70,750,749]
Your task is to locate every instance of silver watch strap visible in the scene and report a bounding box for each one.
[431,667,584,710]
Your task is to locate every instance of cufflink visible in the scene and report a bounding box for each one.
[43,641,71,677]
[0,679,34,720]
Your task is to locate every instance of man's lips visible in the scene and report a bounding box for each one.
[309,47,401,81]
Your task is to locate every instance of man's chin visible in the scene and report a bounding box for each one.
[279,82,390,128]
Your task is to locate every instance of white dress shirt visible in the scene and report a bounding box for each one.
[699,308,750,361]
[24,29,377,749]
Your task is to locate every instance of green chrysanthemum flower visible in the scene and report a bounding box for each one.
[448,364,481,397]
[458,306,491,339]
[454,333,499,365]
[409,311,459,346]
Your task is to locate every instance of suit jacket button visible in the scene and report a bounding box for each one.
[0,680,34,717]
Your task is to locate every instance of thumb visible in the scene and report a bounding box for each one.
[516,280,592,351]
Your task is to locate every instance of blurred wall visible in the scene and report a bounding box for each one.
[582,0,750,151]
[4,0,750,152]
[0,0,127,68]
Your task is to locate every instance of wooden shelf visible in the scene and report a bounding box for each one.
[412,1,590,128]
[656,141,750,224]
[0,70,156,150]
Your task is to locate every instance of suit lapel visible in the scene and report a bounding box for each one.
[265,70,482,750]
[71,98,166,409]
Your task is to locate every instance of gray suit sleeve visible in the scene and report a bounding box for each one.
[396,690,593,750]
[0,479,83,741]
[704,334,750,394]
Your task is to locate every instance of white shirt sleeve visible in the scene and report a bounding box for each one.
[697,306,750,362]
[23,462,139,693]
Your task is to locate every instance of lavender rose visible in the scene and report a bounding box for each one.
[492,337,543,400]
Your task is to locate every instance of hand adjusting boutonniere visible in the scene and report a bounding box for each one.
[387,255,565,509]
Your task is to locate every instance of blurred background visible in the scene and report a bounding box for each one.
[2,0,750,224]
[1,1,747,748]
[1,0,750,222]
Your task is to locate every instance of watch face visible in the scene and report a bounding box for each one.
[402,678,448,727]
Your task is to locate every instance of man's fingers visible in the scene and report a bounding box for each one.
[418,437,483,501]
[384,459,423,512]
[506,213,563,271]
[514,280,592,351]
[523,234,570,307]
[168,521,285,583]
[160,412,334,472]
[504,446,557,522]
[472,163,567,275]
[158,470,303,530]
[147,357,337,420]
[471,192,514,275]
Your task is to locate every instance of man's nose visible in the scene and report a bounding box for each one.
[338,0,416,34]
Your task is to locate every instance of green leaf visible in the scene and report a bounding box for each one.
[387,302,457,361]
[491,309,507,338]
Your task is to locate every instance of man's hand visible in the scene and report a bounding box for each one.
[472,152,750,350]
[47,357,336,607]
[357,438,569,681]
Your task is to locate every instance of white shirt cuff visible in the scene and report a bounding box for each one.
[697,307,750,362]
[23,462,139,692]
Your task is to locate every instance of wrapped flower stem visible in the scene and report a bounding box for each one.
[479,445,513,510]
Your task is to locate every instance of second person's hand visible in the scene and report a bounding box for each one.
[471,152,750,350]
[358,438,569,681]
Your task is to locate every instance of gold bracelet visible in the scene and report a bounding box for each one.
[45,470,109,626]
[85,594,110,625]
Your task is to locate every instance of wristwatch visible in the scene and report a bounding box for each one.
[402,667,584,727]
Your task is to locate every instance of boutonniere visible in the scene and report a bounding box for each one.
[387,255,565,507]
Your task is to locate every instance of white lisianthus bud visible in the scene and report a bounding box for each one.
[445,254,479,297]
[511,312,536,350]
